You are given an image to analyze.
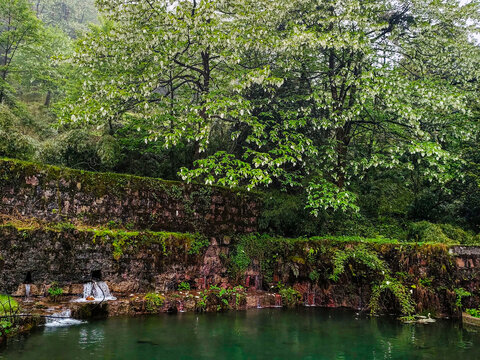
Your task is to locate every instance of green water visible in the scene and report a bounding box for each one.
[1,308,479,359]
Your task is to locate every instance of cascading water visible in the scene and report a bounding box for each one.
[254,275,262,290]
[305,292,316,307]
[274,294,282,308]
[25,284,31,298]
[45,309,84,327]
[74,281,116,302]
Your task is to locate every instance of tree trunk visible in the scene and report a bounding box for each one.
[44,90,51,107]
[0,69,7,104]
[335,127,350,188]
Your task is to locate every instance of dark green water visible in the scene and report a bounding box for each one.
[1,308,479,360]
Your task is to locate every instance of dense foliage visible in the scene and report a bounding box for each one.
[1,0,480,238]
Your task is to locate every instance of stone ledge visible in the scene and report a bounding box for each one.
[450,246,480,256]
[463,312,480,327]
[0,158,262,235]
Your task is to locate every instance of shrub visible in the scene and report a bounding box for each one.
[407,221,475,244]
[330,244,388,282]
[178,282,190,291]
[279,287,302,308]
[0,105,36,160]
[466,308,480,318]
[369,276,415,316]
[408,221,451,243]
[0,295,19,316]
[196,285,246,312]
[0,320,13,336]
[258,191,318,237]
[188,234,210,255]
[144,293,165,312]
[454,288,471,310]
[329,245,414,316]
[47,283,63,302]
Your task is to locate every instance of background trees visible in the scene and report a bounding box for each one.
[0,0,41,102]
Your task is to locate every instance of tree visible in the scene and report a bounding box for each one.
[63,0,480,216]
[12,25,72,106]
[31,0,98,37]
[63,0,275,159]
[0,0,41,102]
[184,0,480,214]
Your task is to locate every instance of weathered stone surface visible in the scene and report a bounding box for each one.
[0,159,262,236]
[4,222,480,317]
[0,225,229,295]
[451,246,480,256]
[463,312,480,327]
[4,159,480,319]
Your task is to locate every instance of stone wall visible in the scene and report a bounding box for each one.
[3,223,480,318]
[0,158,261,236]
[0,225,228,295]
[2,158,480,318]
[241,241,480,317]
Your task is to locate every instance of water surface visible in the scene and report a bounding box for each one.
[1,308,479,359]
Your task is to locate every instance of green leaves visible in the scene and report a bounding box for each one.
[306,179,360,215]
[61,0,480,217]
[0,0,42,99]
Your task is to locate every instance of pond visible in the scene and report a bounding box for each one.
[1,308,479,359]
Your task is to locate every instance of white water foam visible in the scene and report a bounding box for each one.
[73,281,116,302]
[45,309,84,327]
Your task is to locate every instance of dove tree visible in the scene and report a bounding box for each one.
[64,0,480,215]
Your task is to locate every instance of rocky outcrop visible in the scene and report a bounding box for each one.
[2,159,480,319]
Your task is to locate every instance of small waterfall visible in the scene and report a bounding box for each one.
[305,292,316,307]
[25,284,31,298]
[254,275,262,290]
[178,301,185,313]
[256,296,262,309]
[274,294,282,308]
[74,281,116,302]
[45,309,84,327]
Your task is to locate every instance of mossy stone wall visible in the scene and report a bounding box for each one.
[0,158,261,235]
[0,225,217,294]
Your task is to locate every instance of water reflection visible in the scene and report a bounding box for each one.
[78,327,105,348]
[1,308,480,360]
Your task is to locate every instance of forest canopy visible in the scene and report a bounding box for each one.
[1,0,480,239]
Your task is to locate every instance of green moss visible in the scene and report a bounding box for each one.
[0,157,260,200]
[89,228,208,260]
[0,221,208,260]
